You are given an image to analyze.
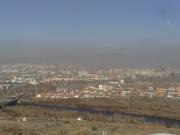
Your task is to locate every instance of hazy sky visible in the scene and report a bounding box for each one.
[0,0,180,67]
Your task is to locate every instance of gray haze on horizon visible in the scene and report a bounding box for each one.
[0,40,180,68]
[0,0,180,67]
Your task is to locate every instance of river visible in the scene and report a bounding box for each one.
[19,102,180,128]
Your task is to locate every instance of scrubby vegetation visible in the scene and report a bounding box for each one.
[28,97,180,119]
[0,126,39,135]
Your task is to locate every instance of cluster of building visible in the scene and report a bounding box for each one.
[0,64,180,99]
[35,84,180,99]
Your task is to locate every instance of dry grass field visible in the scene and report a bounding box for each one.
[0,106,180,135]
[31,97,180,120]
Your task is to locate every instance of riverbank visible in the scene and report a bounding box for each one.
[17,102,180,128]
[0,110,180,135]
[26,97,180,120]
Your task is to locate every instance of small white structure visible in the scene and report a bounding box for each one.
[36,94,42,98]
[120,79,124,84]
[77,117,82,121]
[22,117,27,122]
[74,95,79,98]
[17,117,27,122]
[148,87,154,91]
[99,85,103,90]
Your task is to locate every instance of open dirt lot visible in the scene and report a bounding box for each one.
[0,111,180,135]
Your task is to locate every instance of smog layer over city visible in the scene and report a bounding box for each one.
[0,0,180,135]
